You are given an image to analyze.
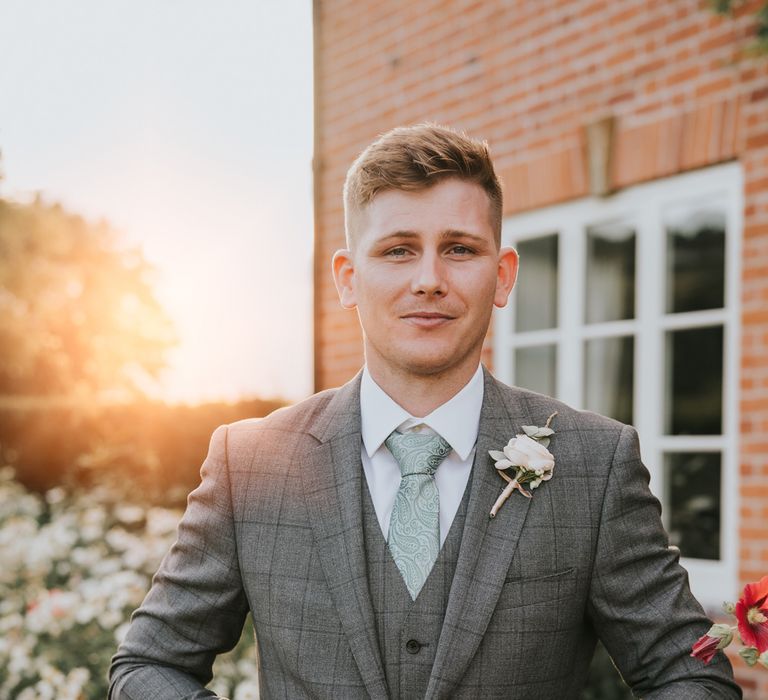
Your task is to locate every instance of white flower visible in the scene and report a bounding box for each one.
[114,622,131,645]
[45,487,67,506]
[79,506,107,542]
[71,545,101,569]
[234,679,261,700]
[115,504,145,525]
[489,434,555,477]
[146,507,180,537]
[98,608,123,630]
[75,600,101,625]
[208,678,232,697]
[25,589,80,636]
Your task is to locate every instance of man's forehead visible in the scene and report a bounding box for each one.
[346,178,499,251]
[362,183,493,231]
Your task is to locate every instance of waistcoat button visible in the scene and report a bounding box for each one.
[405,639,422,654]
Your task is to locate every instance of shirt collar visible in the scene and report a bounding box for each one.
[360,364,484,461]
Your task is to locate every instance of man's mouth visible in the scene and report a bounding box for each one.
[400,312,456,328]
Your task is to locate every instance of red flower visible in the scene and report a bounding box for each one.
[691,633,721,664]
[690,623,734,665]
[735,575,768,653]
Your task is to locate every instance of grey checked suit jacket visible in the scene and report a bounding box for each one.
[109,369,740,699]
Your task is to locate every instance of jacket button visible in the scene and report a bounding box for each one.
[405,639,421,654]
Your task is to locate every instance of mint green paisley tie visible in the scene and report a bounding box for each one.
[385,430,452,600]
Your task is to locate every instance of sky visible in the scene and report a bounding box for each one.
[0,1,315,403]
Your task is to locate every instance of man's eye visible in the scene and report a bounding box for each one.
[449,245,473,255]
[386,247,409,257]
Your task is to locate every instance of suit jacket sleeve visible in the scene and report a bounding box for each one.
[109,424,249,699]
[587,424,741,699]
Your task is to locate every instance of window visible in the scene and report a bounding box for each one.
[494,163,742,606]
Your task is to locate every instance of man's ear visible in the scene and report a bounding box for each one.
[493,246,519,308]
[332,249,357,309]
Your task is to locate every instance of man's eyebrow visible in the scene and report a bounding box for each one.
[438,230,487,243]
[375,230,488,243]
[376,230,420,242]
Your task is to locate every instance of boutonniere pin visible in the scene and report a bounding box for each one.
[489,412,557,518]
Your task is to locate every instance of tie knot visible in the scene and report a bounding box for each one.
[384,430,452,477]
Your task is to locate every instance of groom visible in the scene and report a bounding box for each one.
[110,125,739,698]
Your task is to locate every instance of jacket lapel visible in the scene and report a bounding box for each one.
[302,373,389,700]
[426,370,534,699]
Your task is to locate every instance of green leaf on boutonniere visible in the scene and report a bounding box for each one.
[521,424,555,448]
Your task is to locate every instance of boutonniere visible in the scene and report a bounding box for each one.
[488,412,557,518]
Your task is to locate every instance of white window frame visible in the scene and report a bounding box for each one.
[494,162,742,607]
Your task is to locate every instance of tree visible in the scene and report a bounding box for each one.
[710,0,768,54]
[0,195,175,401]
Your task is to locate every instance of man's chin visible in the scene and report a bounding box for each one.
[394,352,472,379]
[365,337,483,380]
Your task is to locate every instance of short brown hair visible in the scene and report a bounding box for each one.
[343,123,503,247]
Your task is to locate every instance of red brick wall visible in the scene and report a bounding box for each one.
[314,4,768,690]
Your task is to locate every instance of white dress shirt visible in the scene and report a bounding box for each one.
[360,364,484,546]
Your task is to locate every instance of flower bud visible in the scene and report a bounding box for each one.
[691,634,719,664]
[722,601,736,615]
[707,623,734,649]
[739,646,759,666]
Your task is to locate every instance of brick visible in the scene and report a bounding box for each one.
[700,29,741,54]
[695,76,735,99]
[633,57,667,78]
[666,22,701,44]
[746,175,768,196]
[745,130,768,150]
[741,528,768,541]
[665,65,701,87]
[743,442,768,454]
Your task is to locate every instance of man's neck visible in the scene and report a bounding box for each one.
[365,361,481,417]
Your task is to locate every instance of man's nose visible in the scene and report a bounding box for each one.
[411,252,447,295]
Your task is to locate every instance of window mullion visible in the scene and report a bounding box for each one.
[558,220,583,407]
[721,167,743,600]
[635,204,664,498]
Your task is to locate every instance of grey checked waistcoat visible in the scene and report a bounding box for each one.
[362,477,471,699]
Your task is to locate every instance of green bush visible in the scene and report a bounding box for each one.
[0,468,258,699]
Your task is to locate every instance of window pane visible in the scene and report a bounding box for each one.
[584,336,633,424]
[515,234,558,332]
[665,208,725,313]
[665,326,723,435]
[515,345,556,396]
[585,222,636,323]
[665,452,721,560]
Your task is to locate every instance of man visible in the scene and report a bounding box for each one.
[110,125,739,698]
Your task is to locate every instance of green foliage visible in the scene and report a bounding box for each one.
[709,0,768,54]
[0,196,175,399]
[711,0,734,11]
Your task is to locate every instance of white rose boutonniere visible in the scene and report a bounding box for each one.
[488,412,557,518]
